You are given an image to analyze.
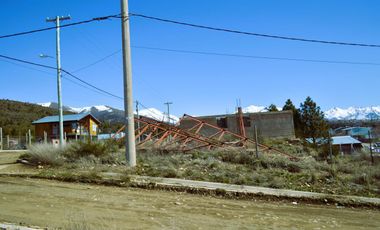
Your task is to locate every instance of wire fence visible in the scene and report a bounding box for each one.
[0,135,28,150]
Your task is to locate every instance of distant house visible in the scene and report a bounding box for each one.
[334,127,371,142]
[307,136,363,155]
[32,113,100,143]
[332,136,362,154]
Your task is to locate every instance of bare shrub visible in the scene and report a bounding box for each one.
[22,144,67,166]
[64,141,117,160]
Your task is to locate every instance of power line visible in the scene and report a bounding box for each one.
[0,14,120,39]
[129,13,380,48]
[0,54,123,101]
[72,49,121,73]
[0,55,119,98]
[0,54,170,120]
[132,45,380,66]
[0,54,57,70]
[62,70,123,100]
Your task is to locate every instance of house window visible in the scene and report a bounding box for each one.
[92,124,97,132]
[52,124,58,135]
[216,117,228,128]
[243,117,251,127]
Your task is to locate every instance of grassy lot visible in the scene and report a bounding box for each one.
[18,140,380,198]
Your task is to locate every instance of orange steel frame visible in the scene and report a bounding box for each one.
[112,115,296,159]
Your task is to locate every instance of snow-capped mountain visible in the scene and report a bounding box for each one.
[242,105,268,113]
[38,102,113,114]
[242,104,380,121]
[38,102,179,124]
[325,106,380,120]
[138,107,179,123]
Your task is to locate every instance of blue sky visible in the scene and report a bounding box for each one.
[1,0,379,116]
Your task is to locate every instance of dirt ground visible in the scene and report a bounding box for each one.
[0,176,379,230]
[0,151,22,164]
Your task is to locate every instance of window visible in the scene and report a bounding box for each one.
[216,117,228,128]
[243,117,251,127]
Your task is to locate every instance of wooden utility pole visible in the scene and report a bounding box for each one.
[46,15,71,147]
[121,0,136,166]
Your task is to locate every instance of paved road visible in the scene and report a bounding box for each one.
[0,176,379,229]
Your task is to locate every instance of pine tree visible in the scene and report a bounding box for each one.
[299,97,329,144]
[266,104,279,112]
[282,99,302,137]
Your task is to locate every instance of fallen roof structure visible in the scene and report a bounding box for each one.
[113,114,297,159]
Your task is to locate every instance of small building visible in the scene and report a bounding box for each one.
[334,127,371,142]
[179,110,295,139]
[332,136,362,154]
[32,113,100,143]
[306,135,363,155]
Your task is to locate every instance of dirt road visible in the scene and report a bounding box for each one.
[0,177,379,229]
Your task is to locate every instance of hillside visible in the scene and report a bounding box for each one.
[0,99,72,136]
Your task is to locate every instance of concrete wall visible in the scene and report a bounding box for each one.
[179,111,295,139]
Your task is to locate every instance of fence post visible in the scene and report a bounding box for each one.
[44,131,47,144]
[0,127,3,150]
[254,125,259,158]
[6,135,9,149]
[28,129,32,146]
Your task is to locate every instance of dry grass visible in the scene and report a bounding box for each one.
[21,144,67,166]
[21,139,380,198]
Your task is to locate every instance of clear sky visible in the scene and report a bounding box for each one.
[1,0,379,116]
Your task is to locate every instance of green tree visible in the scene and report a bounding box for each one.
[266,104,279,112]
[282,99,302,137]
[299,97,329,144]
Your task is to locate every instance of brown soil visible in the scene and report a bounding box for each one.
[0,176,379,229]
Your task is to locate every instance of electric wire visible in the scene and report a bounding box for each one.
[72,49,121,73]
[0,54,123,101]
[0,56,115,98]
[129,13,380,48]
[0,14,120,39]
[132,45,380,66]
[61,70,123,100]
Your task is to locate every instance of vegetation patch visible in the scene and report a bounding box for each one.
[18,139,380,199]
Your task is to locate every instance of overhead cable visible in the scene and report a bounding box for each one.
[0,14,120,39]
[129,13,380,48]
[0,54,123,101]
[132,45,380,66]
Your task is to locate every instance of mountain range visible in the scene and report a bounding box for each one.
[242,105,380,121]
[38,102,180,123]
[38,102,380,122]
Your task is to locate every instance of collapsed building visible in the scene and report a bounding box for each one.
[178,109,295,139]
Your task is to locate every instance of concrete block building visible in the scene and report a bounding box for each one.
[179,111,295,139]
